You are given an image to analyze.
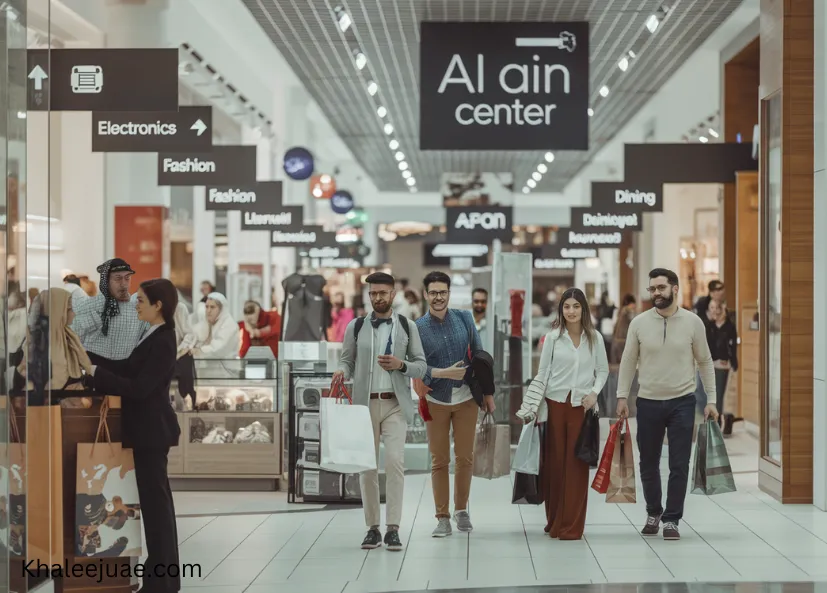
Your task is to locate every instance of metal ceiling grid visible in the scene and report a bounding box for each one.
[244,0,743,194]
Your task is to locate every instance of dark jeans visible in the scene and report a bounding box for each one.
[636,394,695,524]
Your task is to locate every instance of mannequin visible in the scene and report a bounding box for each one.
[281,266,327,342]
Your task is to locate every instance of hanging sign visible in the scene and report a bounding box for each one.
[557,228,625,248]
[204,181,282,212]
[533,257,575,270]
[26,48,178,112]
[283,147,315,181]
[270,225,337,247]
[330,190,354,215]
[623,143,758,184]
[307,245,362,269]
[310,174,336,199]
[92,106,212,152]
[240,205,304,232]
[157,145,257,186]
[569,207,643,232]
[445,206,514,244]
[590,182,663,213]
[419,22,590,150]
[542,244,598,260]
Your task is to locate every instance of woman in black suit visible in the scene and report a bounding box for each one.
[89,278,181,593]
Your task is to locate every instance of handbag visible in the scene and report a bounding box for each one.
[519,334,557,421]
[575,409,600,467]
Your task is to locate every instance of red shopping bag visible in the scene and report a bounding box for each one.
[591,420,620,493]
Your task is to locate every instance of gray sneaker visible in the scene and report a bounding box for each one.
[454,510,473,532]
[432,518,452,538]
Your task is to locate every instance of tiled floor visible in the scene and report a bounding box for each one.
[169,424,827,593]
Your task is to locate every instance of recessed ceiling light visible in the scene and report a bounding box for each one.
[628,50,637,58]
[522,187,530,194]
[395,151,405,161]
[646,14,659,33]
[587,107,594,116]
[618,57,629,72]
[367,81,378,96]
[545,152,555,162]
[384,123,394,135]
[537,163,548,174]
[335,6,352,32]
[599,85,610,98]
[398,161,408,171]
[354,51,367,70]
[402,170,412,179]
[532,172,542,181]
[527,179,537,188]
[708,128,719,138]
[699,136,708,143]
[406,177,416,186]
[389,139,399,150]
[377,106,387,118]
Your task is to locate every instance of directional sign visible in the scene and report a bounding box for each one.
[590,182,663,213]
[26,48,178,112]
[556,228,625,248]
[92,107,212,152]
[569,207,643,232]
[157,146,257,186]
[240,205,304,232]
[270,225,335,247]
[205,182,282,212]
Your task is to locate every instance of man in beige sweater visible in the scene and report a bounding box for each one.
[617,268,718,541]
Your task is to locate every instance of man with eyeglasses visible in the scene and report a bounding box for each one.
[334,272,428,552]
[616,268,718,542]
[415,271,495,538]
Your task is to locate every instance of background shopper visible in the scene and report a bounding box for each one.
[239,300,280,358]
[703,299,739,427]
[184,292,240,360]
[173,302,197,410]
[335,272,427,551]
[610,294,637,364]
[517,287,608,540]
[87,278,181,593]
[328,292,355,342]
[617,268,718,541]
[416,271,493,538]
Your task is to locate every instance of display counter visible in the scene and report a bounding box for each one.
[169,358,282,490]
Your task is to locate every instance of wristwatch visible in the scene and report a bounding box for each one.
[399,362,408,373]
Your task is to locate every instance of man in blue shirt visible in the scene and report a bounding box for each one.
[416,271,495,537]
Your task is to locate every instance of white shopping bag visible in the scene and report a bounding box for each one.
[319,398,377,474]
[512,423,541,475]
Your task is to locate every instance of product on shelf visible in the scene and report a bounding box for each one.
[201,426,234,444]
[192,386,275,412]
[233,420,272,444]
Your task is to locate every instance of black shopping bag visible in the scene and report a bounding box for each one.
[512,472,544,505]
[691,418,737,495]
[575,409,600,467]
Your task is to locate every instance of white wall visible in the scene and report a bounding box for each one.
[813,0,827,511]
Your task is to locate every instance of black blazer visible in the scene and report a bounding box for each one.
[92,323,181,450]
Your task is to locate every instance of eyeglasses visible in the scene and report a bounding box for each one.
[428,290,450,298]
[368,290,391,300]
[472,299,487,305]
[646,284,671,294]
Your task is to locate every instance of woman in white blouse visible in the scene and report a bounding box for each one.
[517,287,609,540]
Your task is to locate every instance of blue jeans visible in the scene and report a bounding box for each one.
[636,394,695,524]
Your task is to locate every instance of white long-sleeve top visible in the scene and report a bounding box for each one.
[519,327,609,423]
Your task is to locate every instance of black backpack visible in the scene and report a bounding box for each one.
[354,314,410,343]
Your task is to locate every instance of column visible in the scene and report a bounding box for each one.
[103,0,172,258]
[758,0,814,503]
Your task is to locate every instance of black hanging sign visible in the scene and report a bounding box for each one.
[306,245,363,269]
[445,206,513,244]
[157,146,257,186]
[542,244,598,260]
[26,49,178,112]
[557,228,625,248]
[532,253,575,270]
[419,22,590,150]
[590,182,663,213]
[623,143,757,184]
[271,225,335,247]
[92,107,212,152]
[205,182,282,212]
[569,207,643,232]
[240,206,303,232]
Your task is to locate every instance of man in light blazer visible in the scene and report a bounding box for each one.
[335,272,427,552]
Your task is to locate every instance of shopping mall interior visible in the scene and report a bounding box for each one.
[0,0,826,592]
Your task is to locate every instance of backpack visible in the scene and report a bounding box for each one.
[354,314,410,343]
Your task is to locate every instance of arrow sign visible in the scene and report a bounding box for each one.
[92,106,213,152]
[191,119,207,136]
[515,31,577,51]
[28,65,48,90]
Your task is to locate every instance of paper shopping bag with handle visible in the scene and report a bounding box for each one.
[605,419,637,503]
[319,375,377,474]
[75,399,142,557]
[472,413,510,479]
[692,418,737,495]
[591,420,620,493]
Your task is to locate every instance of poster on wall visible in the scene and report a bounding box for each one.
[419,21,590,150]
[441,173,514,207]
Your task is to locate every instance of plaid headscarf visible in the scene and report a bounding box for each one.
[96,258,135,336]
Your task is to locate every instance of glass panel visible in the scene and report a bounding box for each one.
[762,93,783,464]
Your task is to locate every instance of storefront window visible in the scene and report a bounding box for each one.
[761,92,782,464]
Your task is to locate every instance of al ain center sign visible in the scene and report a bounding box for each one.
[419,21,589,151]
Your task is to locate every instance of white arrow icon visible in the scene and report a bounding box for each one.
[28,65,48,90]
[191,119,207,136]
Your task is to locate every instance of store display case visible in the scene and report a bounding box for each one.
[168,359,281,488]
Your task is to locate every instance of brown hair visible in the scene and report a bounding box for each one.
[551,287,597,352]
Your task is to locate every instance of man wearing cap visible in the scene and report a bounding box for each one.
[71,258,149,373]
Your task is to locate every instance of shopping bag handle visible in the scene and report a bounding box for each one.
[90,397,114,456]
[327,374,354,405]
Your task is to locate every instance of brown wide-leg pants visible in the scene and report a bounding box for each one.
[542,396,589,540]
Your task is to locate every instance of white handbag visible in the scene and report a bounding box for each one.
[512,423,541,475]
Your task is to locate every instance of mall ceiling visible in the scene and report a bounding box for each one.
[243,0,744,194]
